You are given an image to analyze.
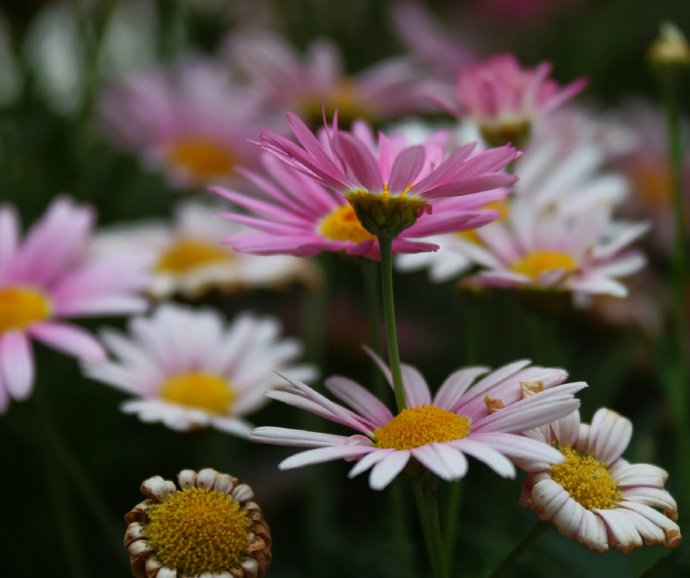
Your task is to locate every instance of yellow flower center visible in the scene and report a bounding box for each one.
[156,238,232,275]
[166,136,236,184]
[0,286,52,334]
[551,446,622,510]
[374,405,471,450]
[160,372,234,414]
[511,250,578,279]
[299,80,375,125]
[457,200,510,244]
[633,163,671,209]
[145,486,252,575]
[319,204,376,243]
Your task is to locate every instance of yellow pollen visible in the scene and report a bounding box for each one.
[166,136,236,183]
[0,286,52,334]
[160,372,234,414]
[511,250,578,279]
[319,204,376,243]
[156,238,232,275]
[457,200,509,244]
[551,446,622,510]
[374,405,471,450]
[145,487,251,575]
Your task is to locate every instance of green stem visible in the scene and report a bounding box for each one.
[660,69,690,516]
[361,259,414,578]
[443,481,463,571]
[41,428,90,578]
[378,236,406,410]
[413,479,448,578]
[487,521,546,578]
[362,259,387,400]
[33,388,125,566]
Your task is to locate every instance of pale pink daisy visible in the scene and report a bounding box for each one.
[255,114,519,241]
[519,408,681,553]
[463,201,648,298]
[94,201,319,298]
[225,29,440,126]
[394,109,632,282]
[452,53,587,146]
[0,197,150,414]
[98,58,263,189]
[252,356,587,490]
[84,304,316,436]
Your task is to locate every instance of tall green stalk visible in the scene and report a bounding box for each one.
[378,237,448,577]
[377,236,406,410]
[413,479,449,578]
[659,67,690,517]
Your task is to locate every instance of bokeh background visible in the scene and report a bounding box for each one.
[1,1,690,577]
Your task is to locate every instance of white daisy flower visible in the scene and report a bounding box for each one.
[519,408,681,553]
[84,303,316,435]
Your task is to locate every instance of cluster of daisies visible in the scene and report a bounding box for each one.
[2,13,684,578]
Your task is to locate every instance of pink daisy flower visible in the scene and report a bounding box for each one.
[98,58,264,189]
[84,304,316,435]
[253,114,518,241]
[252,356,586,490]
[225,30,440,126]
[214,148,510,259]
[519,408,681,552]
[453,53,587,146]
[464,201,648,298]
[0,197,150,414]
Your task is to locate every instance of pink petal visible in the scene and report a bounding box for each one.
[279,445,374,470]
[388,145,425,192]
[0,205,19,281]
[369,450,410,490]
[325,376,393,426]
[0,331,34,401]
[450,438,515,477]
[251,426,354,448]
[412,443,468,480]
[587,408,632,464]
[30,322,106,363]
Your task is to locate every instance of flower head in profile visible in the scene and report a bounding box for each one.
[125,468,271,578]
[256,114,519,239]
[214,148,510,259]
[454,54,587,147]
[84,304,315,435]
[0,197,150,414]
[253,355,586,490]
[225,30,439,127]
[519,408,681,553]
[98,59,263,188]
[94,201,318,298]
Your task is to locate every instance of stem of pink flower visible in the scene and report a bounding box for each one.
[378,236,407,411]
[413,478,448,578]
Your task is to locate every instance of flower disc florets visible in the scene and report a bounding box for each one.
[125,469,272,578]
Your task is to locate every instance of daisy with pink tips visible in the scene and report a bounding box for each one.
[452,53,587,147]
[0,197,150,414]
[98,58,263,189]
[214,146,511,259]
[252,356,587,490]
[463,201,648,298]
[84,304,316,435]
[519,408,681,552]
